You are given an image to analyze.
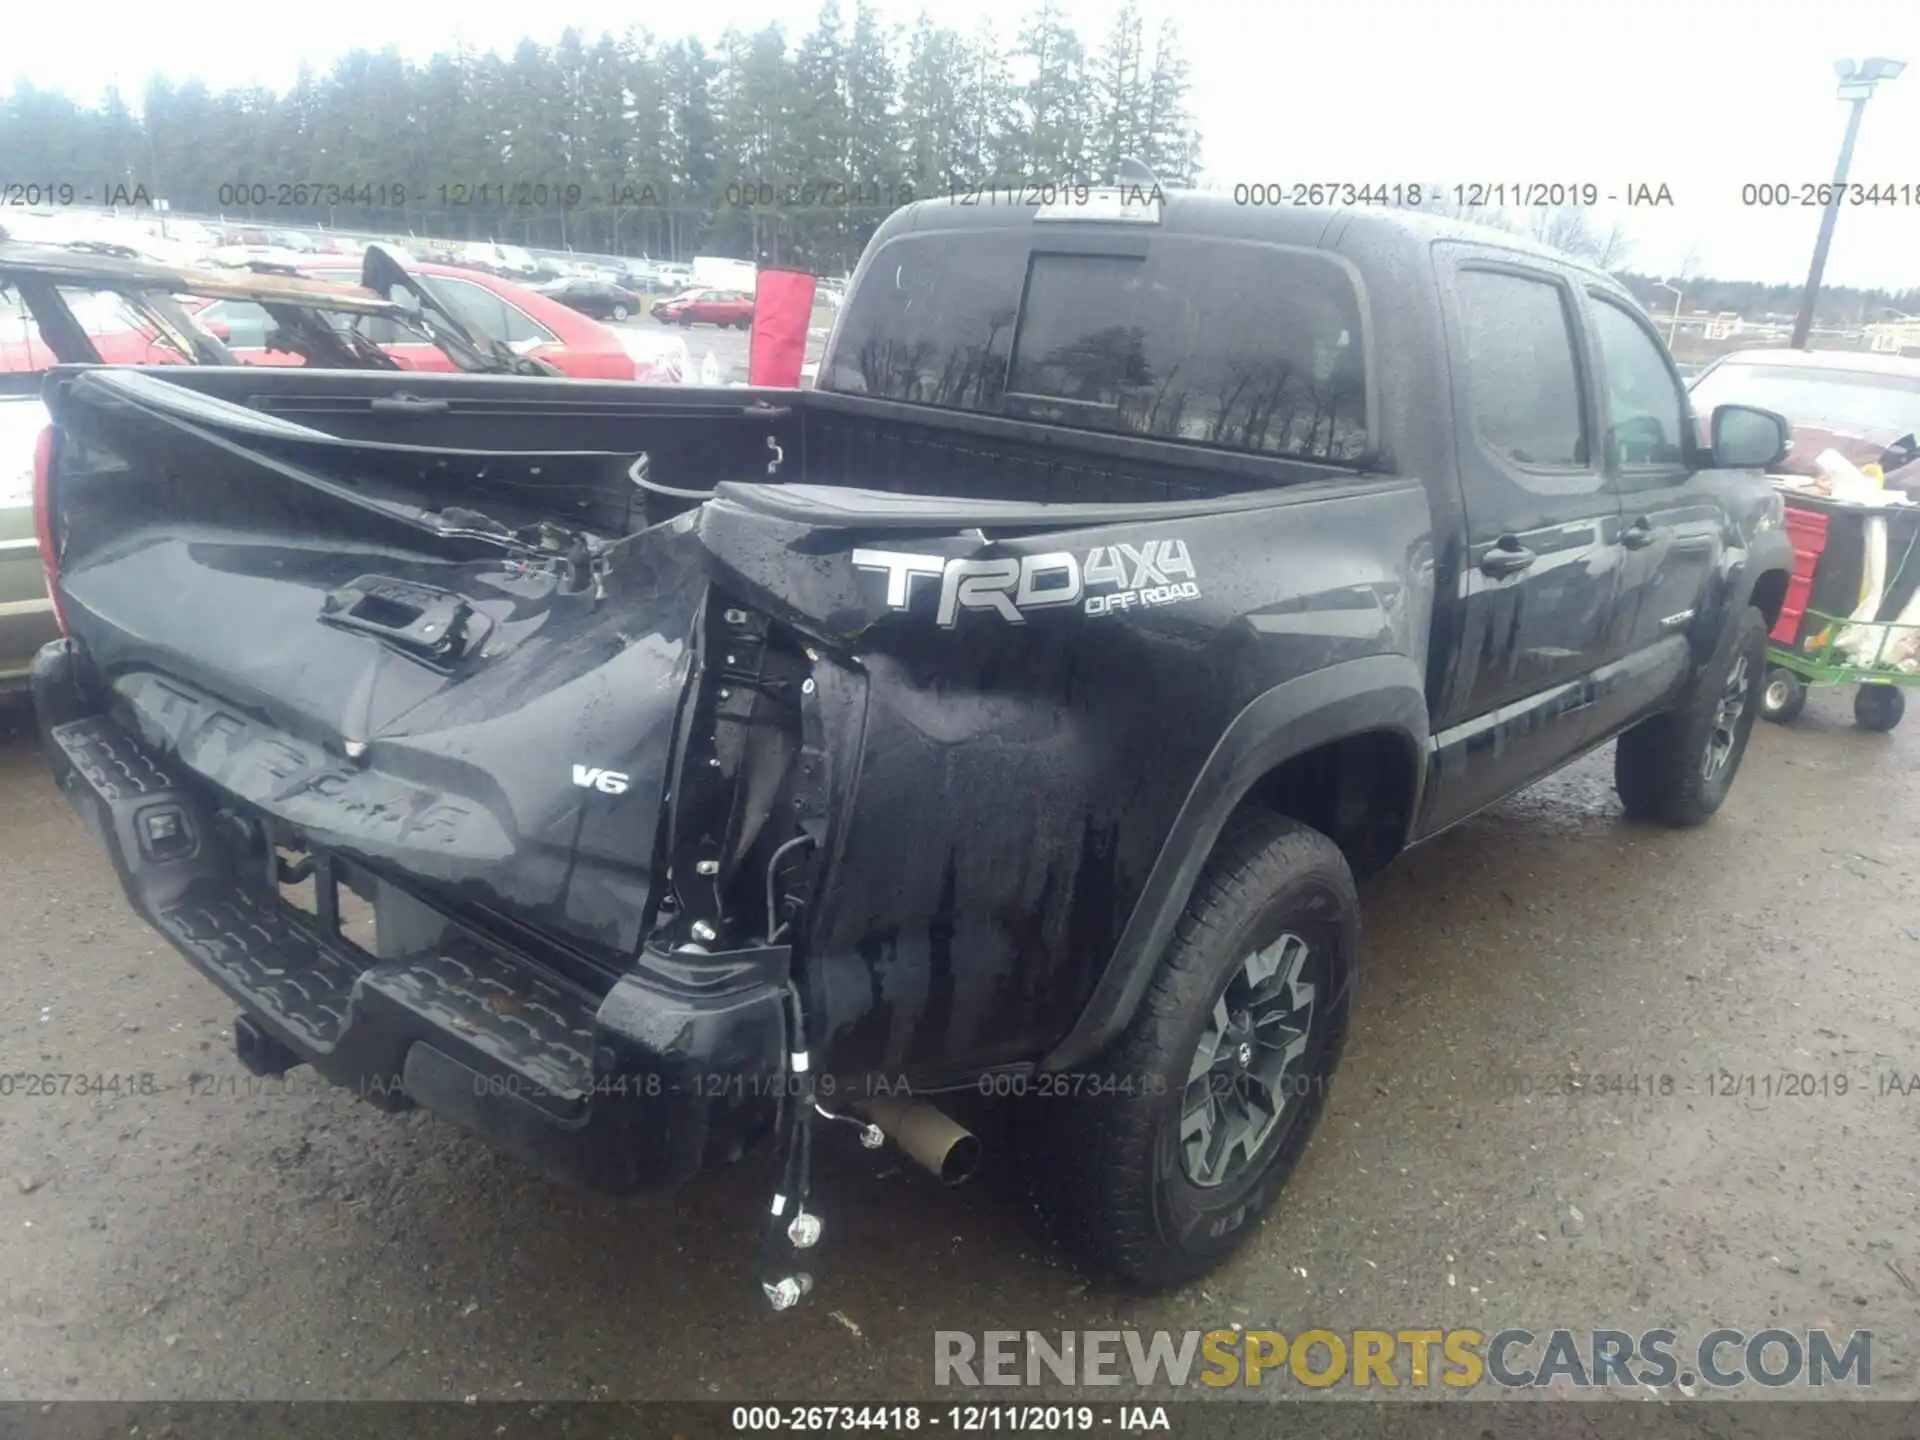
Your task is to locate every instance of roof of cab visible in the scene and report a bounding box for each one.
[885,187,1621,285]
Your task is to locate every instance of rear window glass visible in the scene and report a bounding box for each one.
[419,276,557,345]
[0,285,197,373]
[826,232,1369,462]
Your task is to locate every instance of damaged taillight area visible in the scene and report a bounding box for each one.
[653,596,833,958]
[32,422,69,634]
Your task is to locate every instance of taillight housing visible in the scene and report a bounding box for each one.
[32,423,69,634]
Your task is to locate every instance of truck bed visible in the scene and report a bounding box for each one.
[37,361,1430,1111]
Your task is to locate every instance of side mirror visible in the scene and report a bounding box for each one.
[1710,404,1790,470]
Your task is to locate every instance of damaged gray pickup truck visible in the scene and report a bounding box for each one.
[29,189,1796,1304]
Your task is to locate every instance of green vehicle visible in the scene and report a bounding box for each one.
[0,394,58,697]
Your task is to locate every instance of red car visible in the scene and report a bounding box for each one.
[0,256,684,381]
[0,290,191,370]
[270,261,642,379]
[650,287,755,329]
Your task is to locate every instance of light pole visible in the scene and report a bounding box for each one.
[1652,280,1684,345]
[1791,56,1905,350]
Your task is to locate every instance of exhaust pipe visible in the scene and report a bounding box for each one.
[859,1096,980,1185]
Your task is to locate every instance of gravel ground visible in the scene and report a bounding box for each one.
[1,688,1917,1407]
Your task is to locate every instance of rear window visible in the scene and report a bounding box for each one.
[0,285,196,372]
[825,232,1370,462]
[418,277,558,346]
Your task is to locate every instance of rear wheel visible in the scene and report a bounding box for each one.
[1761,667,1807,724]
[611,303,630,321]
[1615,604,1768,826]
[1042,815,1357,1289]
[1855,684,1906,732]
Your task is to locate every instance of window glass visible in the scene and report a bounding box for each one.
[197,299,274,349]
[62,289,150,338]
[0,286,193,369]
[300,269,426,346]
[1455,270,1587,467]
[418,276,556,344]
[1589,298,1686,466]
[825,231,1037,411]
[829,232,1369,461]
[1003,246,1366,461]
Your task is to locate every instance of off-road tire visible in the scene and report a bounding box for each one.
[1615,604,1768,826]
[1761,667,1807,724]
[1855,684,1905,732]
[1043,814,1357,1290]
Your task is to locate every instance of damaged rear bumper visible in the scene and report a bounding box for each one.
[32,639,788,1192]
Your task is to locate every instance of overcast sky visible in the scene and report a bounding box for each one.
[11,0,1919,290]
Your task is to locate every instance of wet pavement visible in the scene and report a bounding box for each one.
[0,689,1916,1404]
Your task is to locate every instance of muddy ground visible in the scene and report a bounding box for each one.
[1,690,1917,1410]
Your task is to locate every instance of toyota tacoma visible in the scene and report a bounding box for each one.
[27,187,1795,1303]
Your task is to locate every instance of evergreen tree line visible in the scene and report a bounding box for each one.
[0,1,1200,272]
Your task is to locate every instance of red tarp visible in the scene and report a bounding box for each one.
[747,269,817,388]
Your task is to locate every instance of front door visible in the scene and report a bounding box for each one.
[1420,254,1625,833]
[1578,289,1723,740]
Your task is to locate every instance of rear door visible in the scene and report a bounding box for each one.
[302,266,454,372]
[1422,251,1625,832]
[417,274,563,366]
[1577,288,1720,739]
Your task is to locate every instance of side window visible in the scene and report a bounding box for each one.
[420,277,557,345]
[1587,297,1687,469]
[300,270,418,346]
[198,300,273,349]
[1454,269,1588,469]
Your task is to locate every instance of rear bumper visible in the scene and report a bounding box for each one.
[31,639,788,1193]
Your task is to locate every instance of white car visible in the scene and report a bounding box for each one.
[611,327,692,384]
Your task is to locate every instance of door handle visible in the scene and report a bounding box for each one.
[1622,518,1655,549]
[1479,539,1536,578]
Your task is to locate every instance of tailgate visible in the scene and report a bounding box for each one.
[44,367,711,963]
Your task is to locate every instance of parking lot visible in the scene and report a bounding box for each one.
[616,308,832,386]
[1,685,1916,1405]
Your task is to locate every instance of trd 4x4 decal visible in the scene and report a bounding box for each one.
[851,539,1201,627]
